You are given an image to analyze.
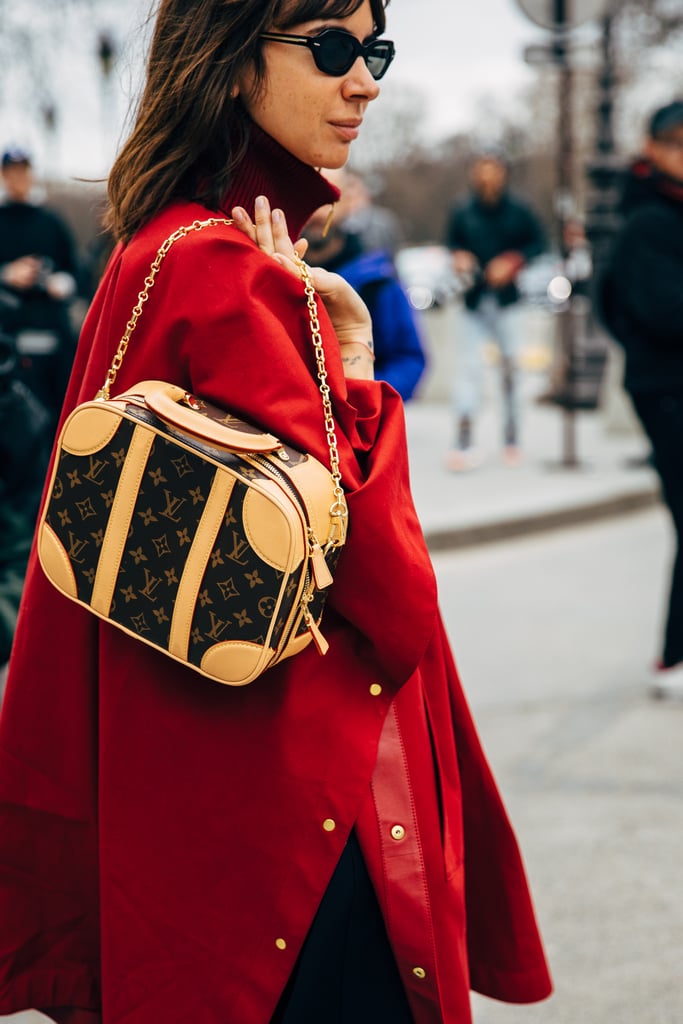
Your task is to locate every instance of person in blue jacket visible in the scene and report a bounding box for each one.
[303,207,426,401]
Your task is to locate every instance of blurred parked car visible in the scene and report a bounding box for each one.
[395,245,459,311]
[516,253,560,307]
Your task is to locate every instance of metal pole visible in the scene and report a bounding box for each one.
[553,0,579,467]
[586,13,620,279]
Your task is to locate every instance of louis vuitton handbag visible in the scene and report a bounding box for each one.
[37,219,348,686]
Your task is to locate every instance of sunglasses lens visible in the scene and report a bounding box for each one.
[316,32,358,75]
[366,42,394,80]
[313,32,395,79]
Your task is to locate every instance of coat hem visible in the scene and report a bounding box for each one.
[470,962,553,1005]
[0,969,100,1019]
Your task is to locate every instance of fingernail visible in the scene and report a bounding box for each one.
[255,195,267,210]
[272,208,282,224]
[232,207,245,222]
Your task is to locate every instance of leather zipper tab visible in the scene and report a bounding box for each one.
[304,609,329,656]
[310,539,333,590]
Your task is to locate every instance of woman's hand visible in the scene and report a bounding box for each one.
[232,197,374,380]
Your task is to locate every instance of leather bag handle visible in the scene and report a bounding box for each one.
[119,380,282,453]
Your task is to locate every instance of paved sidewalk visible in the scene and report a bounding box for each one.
[405,371,660,551]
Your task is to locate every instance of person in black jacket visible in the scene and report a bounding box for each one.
[0,147,79,440]
[444,151,545,470]
[600,100,683,699]
[0,147,80,672]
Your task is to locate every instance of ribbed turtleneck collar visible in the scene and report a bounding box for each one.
[220,122,340,239]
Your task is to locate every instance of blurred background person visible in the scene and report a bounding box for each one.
[600,99,683,700]
[0,307,50,686]
[0,147,80,446]
[444,149,546,471]
[303,205,426,401]
[0,147,80,680]
[325,165,404,257]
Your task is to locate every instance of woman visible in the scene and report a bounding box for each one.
[0,1,552,1022]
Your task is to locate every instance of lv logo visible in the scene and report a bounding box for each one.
[226,531,251,566]
[140,568,164,602]
[159,489,187,523]
[67,531,89,564]
[206,611,230,641]
[83,455,109,486]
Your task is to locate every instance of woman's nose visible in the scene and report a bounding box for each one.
[342,57,381,101]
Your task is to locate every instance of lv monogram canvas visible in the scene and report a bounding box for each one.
[38,382,344,686]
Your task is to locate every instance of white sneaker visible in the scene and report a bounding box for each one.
[445,448,482,473]
[649,661,683,700]
[503,445,523,467]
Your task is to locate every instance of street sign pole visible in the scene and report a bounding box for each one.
[553,0,580,468]
[518,0,610,469]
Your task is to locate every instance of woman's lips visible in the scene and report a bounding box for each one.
[330,121,361,141]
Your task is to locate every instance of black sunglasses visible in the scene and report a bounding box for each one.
[260,29,395,81]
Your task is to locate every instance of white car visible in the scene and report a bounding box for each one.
[395,245,460,311]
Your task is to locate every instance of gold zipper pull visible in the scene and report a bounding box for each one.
[308,532,333,589]
[304,608,329,656]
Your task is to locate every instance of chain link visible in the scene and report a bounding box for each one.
[295,257,349,546]
[94,218,348,545]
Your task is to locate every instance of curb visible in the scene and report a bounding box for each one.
[424,487,661,552]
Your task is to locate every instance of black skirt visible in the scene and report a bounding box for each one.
[271,830,414,1024]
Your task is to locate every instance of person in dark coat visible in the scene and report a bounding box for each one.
[600,99,683,700]
[0,147,79,442]
[444,151,546,470]
[303,210,426,400]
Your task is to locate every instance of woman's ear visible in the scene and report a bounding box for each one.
[231,84,239,99]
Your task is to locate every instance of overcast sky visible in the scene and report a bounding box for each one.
[0,0,551,178]
[382,0,546,138]
[0,0,677,179]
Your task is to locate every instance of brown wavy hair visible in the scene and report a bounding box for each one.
[107,0,389,242]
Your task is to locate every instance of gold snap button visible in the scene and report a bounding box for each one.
[391,824,406,841]
[369,683,382,696]
[275,938,287,950]
[322,818,336,832]
[412,966,426,979]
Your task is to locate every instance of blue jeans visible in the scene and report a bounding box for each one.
[453,295,521,449]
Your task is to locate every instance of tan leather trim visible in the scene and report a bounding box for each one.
[91,425,156,616]
[168,471,235,662]
[242,484,303,571]
[60,402,122,456]
[119,381,282,453]
[37,521,78,599]
[201,640,273,686]
[282,454,336,545]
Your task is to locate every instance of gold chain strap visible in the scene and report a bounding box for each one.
[95,217,348,544]
[296,257,348,545]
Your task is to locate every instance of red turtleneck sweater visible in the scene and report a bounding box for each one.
[0,125,551,1024]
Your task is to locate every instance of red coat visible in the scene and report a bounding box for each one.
[0,129,551,1023]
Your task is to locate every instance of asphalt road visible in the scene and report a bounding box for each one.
[433,507,683,1024]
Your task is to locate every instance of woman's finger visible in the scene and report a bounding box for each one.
[271,253,302,279]
[293,238,309,260]
[271,208,296,257]
[253,195,276,254]
[231,206,256,243]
